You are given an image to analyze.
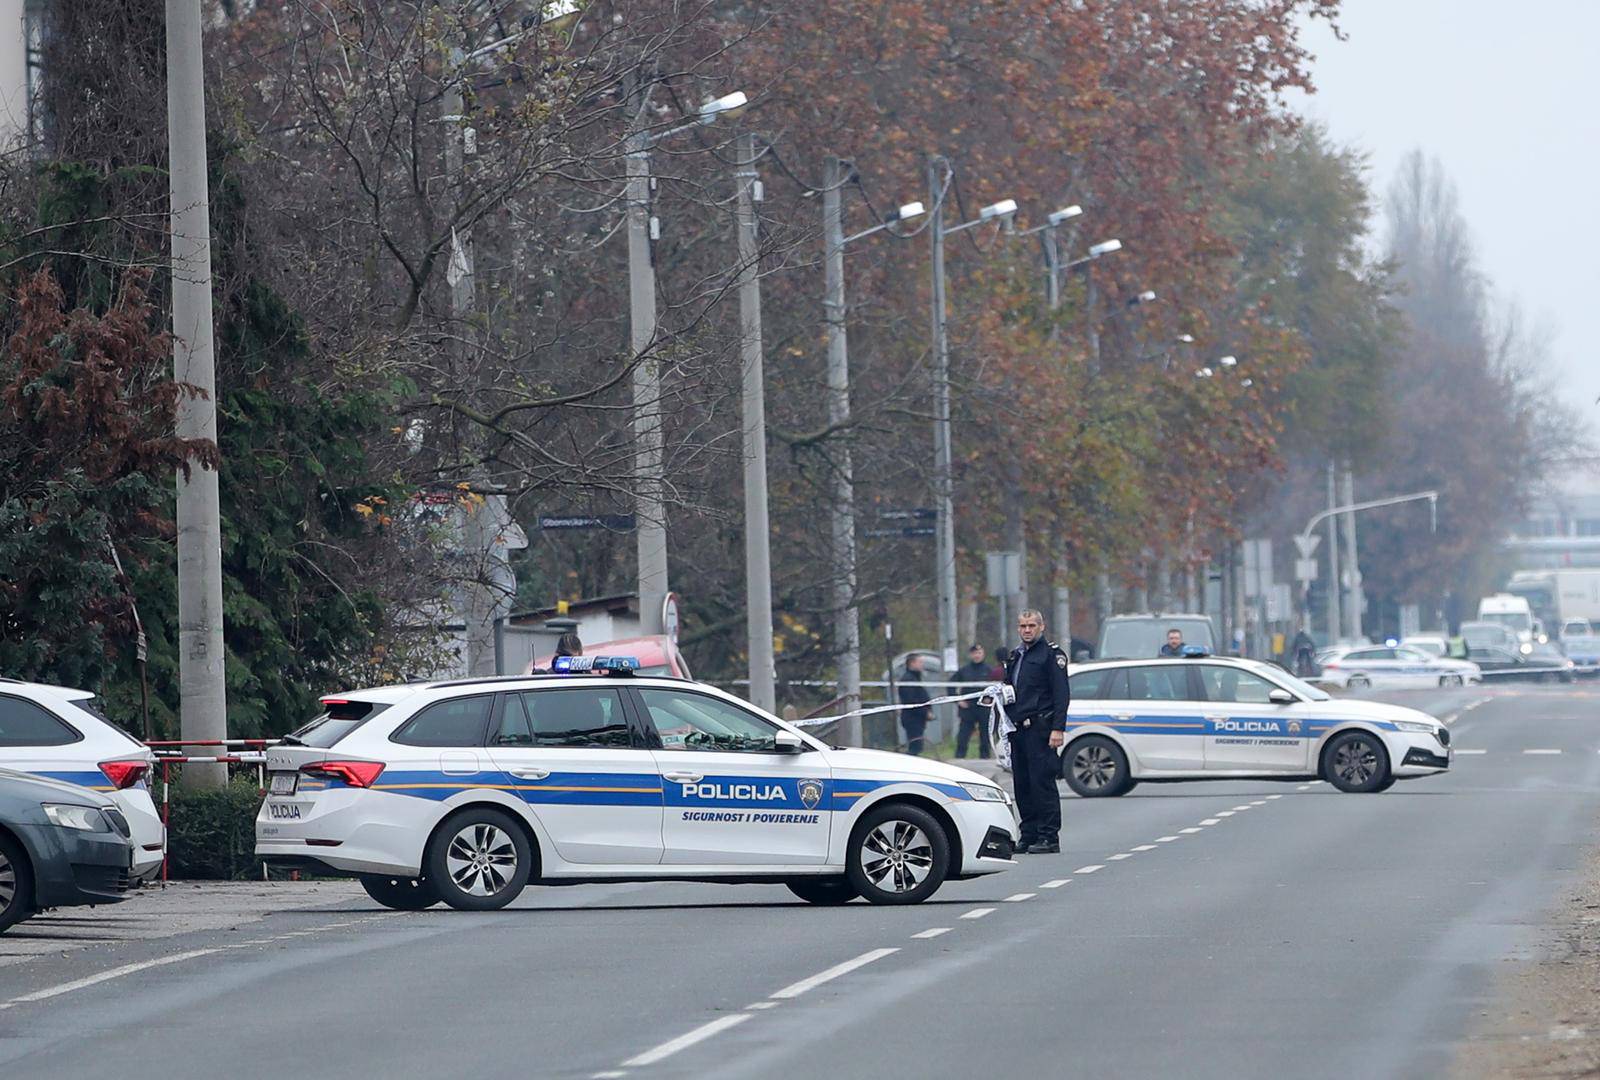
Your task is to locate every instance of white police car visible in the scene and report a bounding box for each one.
[0,681,165,882]
[255,658,1019,910]
[1316,644,1481,689]
[1060,653,1451,796]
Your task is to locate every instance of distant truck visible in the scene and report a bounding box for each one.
[1506,570,1600,636]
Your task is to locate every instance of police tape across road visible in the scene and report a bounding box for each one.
[790,684,1012,728]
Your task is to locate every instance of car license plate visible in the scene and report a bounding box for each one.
[269,772,298,796]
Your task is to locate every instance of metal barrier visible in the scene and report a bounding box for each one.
[146,739,279,883]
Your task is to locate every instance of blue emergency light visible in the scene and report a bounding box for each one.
[1179,645,1210,658]
[551,655,641,674]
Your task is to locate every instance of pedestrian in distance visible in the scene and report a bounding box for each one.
[953,644,993,759]
[1158,627,1185,657]
[898,654,933,756]
[555,630,583,660]
[1004,610,1071,854]
[1291,627,1316,676]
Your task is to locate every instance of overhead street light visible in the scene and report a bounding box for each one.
[1129,289,1156,306]
[1218,355,1237,368]
[1048,204,1083,226]
[979,198,1018,221]
[698,90,749,123]
[1088,238,1123,257]
[892,200,926,221]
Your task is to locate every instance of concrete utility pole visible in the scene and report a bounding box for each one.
[927,157,959,672]
[733,134,776,712]
[166,0,226,788]
[821,156,862,736]
[1340,465,1363,642]
[625,78,668,637]
[1325,461,1342,645]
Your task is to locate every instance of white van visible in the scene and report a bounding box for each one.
[1477,594,1539,644]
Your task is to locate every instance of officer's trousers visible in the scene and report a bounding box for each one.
[1009,724,1061,844]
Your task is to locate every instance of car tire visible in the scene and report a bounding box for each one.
[1322,730,1391,793]
[359,873,442,911]
[1371,775,1398,793]
[845,802,949,905]
[786,877,860,905]
[1347,675,1371,690]
[424,808,533,911]
[1439,674,1463,687]
[1063,735,1132,798]
[0,834,33,934]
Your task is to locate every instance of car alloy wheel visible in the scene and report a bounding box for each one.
[446,823,518,897]
[424,808,533,911]
[1347,675,1371,689]
[846,802,949,904]
[1439,674,1463,687]
[0,835,32,933]
[1063,734,1131,797]
[1323,731,1390,793]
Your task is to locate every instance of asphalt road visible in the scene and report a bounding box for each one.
[2,684,1597,1080]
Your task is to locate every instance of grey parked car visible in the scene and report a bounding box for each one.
[0,767,136,934]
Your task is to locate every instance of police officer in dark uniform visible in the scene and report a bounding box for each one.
[1004,609,1071,854]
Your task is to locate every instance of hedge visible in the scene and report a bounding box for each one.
[163,775,266,880]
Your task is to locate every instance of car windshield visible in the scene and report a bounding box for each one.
[1480,611,1533,633]
[1099,618,1214,660]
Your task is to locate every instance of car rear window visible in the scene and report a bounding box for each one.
[0,695,81,747]
[287,700,391,748]
[391,695,494,748]
[68,696,144,745]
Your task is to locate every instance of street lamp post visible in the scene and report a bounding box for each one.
[928,157,1016,671]
[623,86,746,634]
[822,158,924,739]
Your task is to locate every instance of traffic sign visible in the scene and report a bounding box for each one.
[1293,533,1322,559]
[865,526,936,539]
[1294,558,1318,582]
[538,514,636,531]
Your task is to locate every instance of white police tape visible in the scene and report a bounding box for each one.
[792,683,1014,729]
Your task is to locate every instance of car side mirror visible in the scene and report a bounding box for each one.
[1268,688,1295,705]
[774,730,806,754]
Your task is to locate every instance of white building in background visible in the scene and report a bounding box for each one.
[1504,457,1600,570]
[0,0,28,145]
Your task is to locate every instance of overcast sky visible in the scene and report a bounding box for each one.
[1294,0,1600,432]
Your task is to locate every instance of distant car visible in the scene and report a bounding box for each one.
[1316,645,1481,689]
[1560,634,1600,670]
[1401,635,1450,659]
[0,768,136,933]
[1061,655,1450,795]
[1097,614,1217,660]
[0,682,165,882]
[1460,621,1524,656]
[1560,618,1594,640]
[1467,644,1576,683]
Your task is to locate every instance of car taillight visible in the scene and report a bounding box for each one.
[99,759,150,790]
[302,760,385,788]
[1322,662,1340,670]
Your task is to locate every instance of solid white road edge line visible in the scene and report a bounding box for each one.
[961,907,996,920]
[769,948,899,1001]
[913,928,953,939]
[621,1014,752,1068]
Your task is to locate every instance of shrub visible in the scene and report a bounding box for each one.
[163,775,264,880]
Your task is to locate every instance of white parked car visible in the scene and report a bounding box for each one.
[0,681,165,882]
[1060,655,1452,795]
[257,658,1019,910]
[1316,645,1481,689]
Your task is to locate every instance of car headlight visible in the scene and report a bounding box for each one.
[1392,720,1437,735]
[961,783,1008,803]
[42,803,110,832]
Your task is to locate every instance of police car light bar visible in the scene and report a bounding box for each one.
[1180,645,1211,658]
[551,655,642,674]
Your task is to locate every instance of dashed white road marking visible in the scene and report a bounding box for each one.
[0,948,220,1011]
[593,1071,628,1079]
[1199,818,1221,825]
[1249,800,1268,806]
[1040,879,1071,888]
[1106,853,1133,861]
[1131,844,1157,852]
[961,908,996,920]
[1296,784,1312,790]
[1003,893,1037,902]
[1524,748,1563,755]
[769,948,899,1001]
[1155,835,1180,842]
[1265,795,1283,800]
[1074,864,1104,874]
[621,1014,752,1067]
[1179,827,1204,834]
[1214,811,1235,818]
[745,1001,780,1010]
[1456,749,1487,755]
[1232,805,1254,811]
[912,927,952,939]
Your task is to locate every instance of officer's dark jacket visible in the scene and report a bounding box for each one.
[1158,644,1184,657]
[1003,639,1071,730]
